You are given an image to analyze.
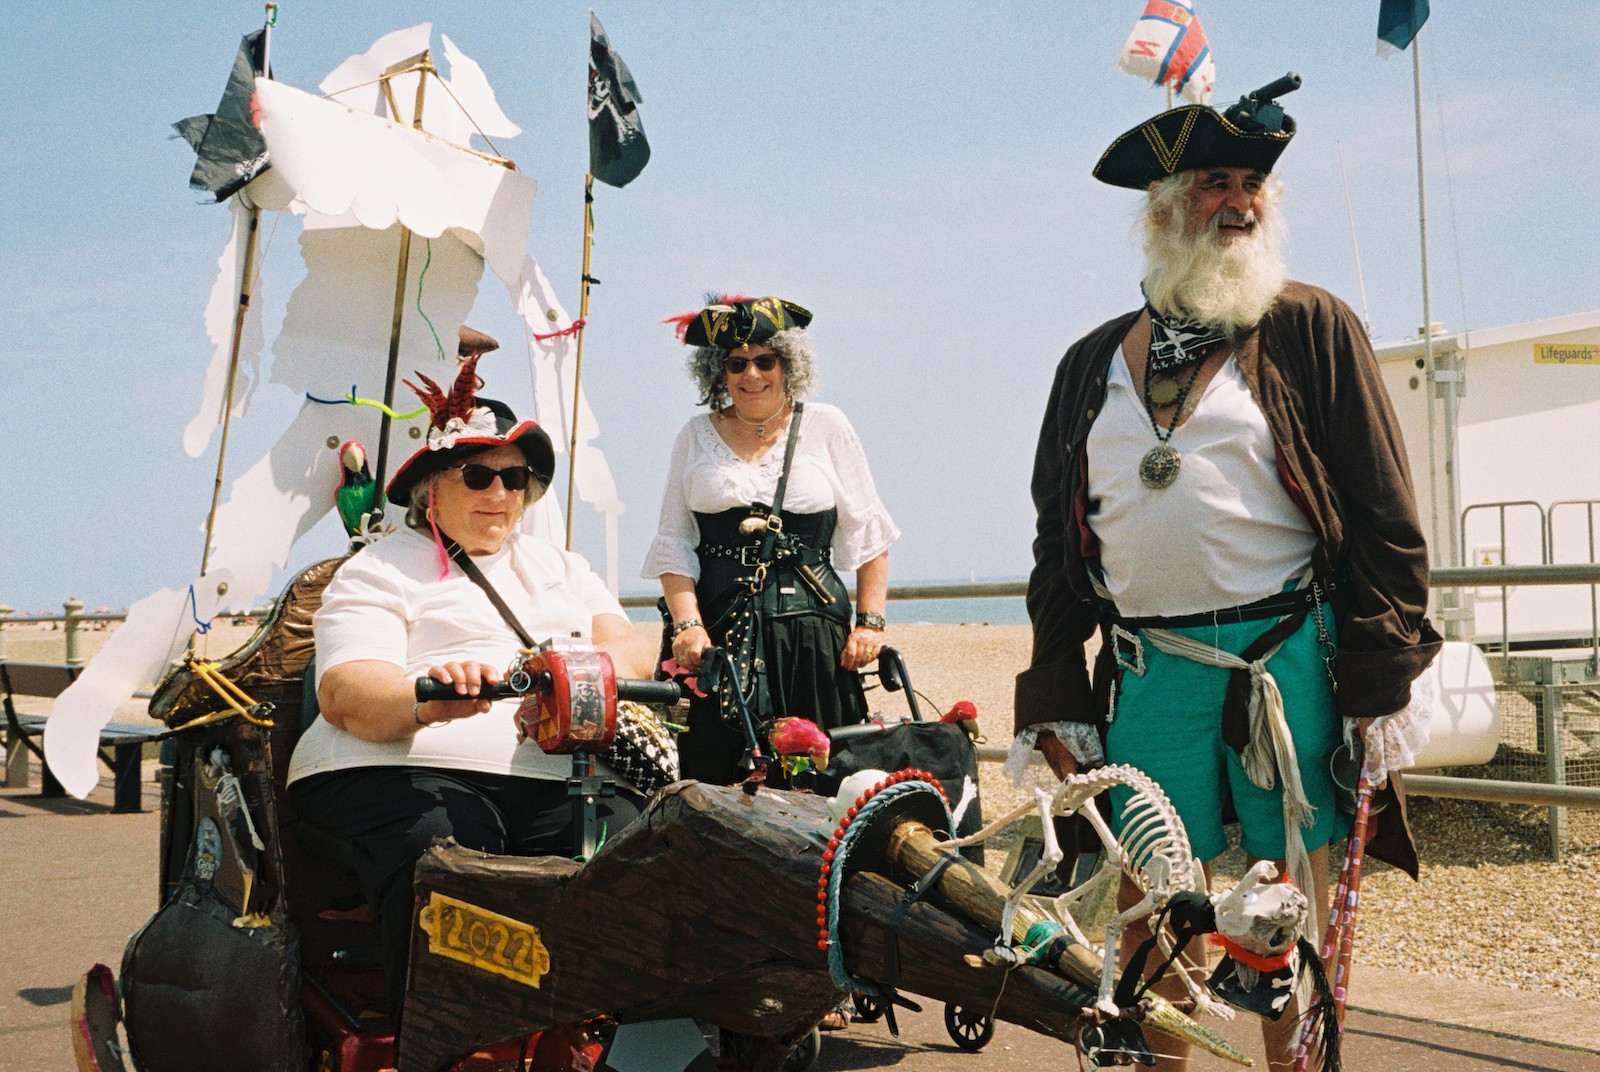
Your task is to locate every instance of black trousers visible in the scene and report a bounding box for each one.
[289,766,646,1026]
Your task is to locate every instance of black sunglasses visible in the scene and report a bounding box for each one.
[723,354,780,375]
[445,463,536,491]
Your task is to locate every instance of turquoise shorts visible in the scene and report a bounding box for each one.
[1104,609,1351,863]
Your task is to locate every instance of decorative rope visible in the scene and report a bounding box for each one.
[533,318,585,342]
[817,770,951,995]
[184,585,213,634]
[169,660,274,732]
[305,386,428,421]
[415,239,447,362]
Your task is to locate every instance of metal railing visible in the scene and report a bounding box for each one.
[9,568,1600,837]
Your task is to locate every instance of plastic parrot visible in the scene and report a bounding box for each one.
[768,716,831,779]
[939,699,982,741]
[334,439,379,539]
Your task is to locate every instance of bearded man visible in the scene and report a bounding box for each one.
[1012,82,1440,1070]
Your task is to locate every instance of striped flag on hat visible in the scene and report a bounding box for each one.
[1117,0,1216,105]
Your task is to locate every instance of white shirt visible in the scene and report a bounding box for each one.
[641,402,900,580]
[286,528,626,784]
[1086,351,1317,617]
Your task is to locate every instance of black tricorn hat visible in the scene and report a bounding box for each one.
[665,295,813,350]
[1093,72,1301,190]
[386,356,555,504]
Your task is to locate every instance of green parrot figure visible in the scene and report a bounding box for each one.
[334,439,379,538]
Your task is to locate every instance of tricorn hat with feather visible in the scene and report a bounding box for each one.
[386,350,555,503]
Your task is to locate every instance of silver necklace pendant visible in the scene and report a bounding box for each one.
[1139,444,1181,489]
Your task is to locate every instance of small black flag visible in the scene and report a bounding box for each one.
[173,29,271,202]
[588,13,650,188]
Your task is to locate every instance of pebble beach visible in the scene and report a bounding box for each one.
[8,617,1597,1003]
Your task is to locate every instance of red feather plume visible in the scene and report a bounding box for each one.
[404,354,482,429]
[660,293,757,342]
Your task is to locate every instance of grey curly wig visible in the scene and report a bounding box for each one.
[687,326,818,410]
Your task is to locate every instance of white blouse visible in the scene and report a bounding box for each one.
[1086,351,1317,618]
[641,402,900,580]
[287,529,626,784]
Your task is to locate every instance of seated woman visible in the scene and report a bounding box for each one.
[287,355,655,1025]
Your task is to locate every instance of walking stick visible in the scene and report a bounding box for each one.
[1293,778,1374,1071]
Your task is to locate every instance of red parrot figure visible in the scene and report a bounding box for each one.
[768,716,831,777]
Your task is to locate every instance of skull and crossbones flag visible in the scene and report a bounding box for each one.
[588,13,650,188]
[173,28,272,202]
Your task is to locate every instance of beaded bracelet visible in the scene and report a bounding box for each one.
[669,617,705,638]
[412,700,428,727]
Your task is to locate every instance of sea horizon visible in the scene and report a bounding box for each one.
[621,576,1031,627]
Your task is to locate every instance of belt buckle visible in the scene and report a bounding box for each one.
[740,545,761,567]
[1111,624,1145,677]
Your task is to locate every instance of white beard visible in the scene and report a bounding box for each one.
[1142,211,1287,333]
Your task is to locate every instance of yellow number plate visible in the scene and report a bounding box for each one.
[419,892,550,988]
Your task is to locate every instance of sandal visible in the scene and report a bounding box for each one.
[818,998,853,1031]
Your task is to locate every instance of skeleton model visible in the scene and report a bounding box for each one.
[945,764,1303,1026]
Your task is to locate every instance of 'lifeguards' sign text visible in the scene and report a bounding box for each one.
[1534,344,1600,365]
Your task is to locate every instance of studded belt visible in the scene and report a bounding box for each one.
[698,542,832,568]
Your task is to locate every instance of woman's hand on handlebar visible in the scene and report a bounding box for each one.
[415,661,502,725]
[670,624,711,672]
[839,625,883,672]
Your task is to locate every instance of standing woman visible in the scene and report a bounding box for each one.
[644,295,899,785]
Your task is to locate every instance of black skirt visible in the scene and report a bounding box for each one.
[677,507,867,784]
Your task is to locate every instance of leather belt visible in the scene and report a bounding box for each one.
[1113,580,1332,632]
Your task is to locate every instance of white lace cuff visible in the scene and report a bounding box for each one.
[1003,722,1105,784]
[1348,668,1435,783]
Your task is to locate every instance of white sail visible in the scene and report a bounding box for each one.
[47,27,621,797]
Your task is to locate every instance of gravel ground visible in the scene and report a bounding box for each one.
[13,618,1599,1001]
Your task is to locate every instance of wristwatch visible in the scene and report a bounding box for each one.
[855,611,887,631]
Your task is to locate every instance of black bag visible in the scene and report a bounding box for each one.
[814,720,985,864]
[120,738,305,1071]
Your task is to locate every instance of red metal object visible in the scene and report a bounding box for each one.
[528,1020,609,1071]
[301,966,396,1072]
[511,647,617,754]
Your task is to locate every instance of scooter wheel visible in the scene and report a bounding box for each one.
[943,1003,994,1051]
[782,1027,822,1072]
[850,993,885,1023]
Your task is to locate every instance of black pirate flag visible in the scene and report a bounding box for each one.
[588,13,650,188]
[173,29,272,202]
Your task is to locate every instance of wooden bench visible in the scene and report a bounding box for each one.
[1,661,165,813]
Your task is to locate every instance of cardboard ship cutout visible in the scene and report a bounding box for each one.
[45,23,622,798]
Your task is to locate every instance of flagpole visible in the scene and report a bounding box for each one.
[199,206,262,579]
[198,8,275,578]
[1412,32,1465,638]
[565,175,596,550]
[369,52,435,519]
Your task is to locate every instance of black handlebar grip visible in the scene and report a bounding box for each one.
[616,678,687,706]
[414,674,684,706]
[412,677,524,703]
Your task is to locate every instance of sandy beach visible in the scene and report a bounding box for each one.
[6,617,1598,1005]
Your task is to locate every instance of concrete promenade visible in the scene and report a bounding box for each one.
[4,769,1598,1072]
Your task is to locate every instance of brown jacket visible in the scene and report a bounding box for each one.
[1014,281,1442,875]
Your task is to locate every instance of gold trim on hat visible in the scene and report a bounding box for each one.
[1142,109,1199,176]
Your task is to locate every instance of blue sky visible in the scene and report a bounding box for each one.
[1,2,1595,613]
